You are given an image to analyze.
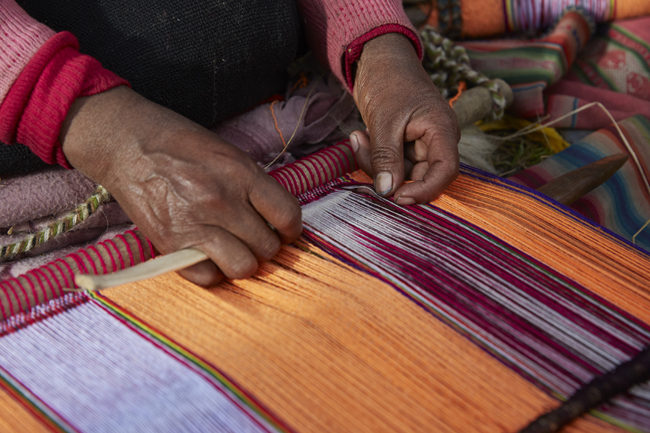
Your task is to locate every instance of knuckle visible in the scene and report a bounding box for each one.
[371,145,401,168]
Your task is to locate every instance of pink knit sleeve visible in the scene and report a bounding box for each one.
[0,0,55,103]
[295,0,422,91]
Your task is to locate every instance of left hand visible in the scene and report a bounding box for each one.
[350,33,460,205]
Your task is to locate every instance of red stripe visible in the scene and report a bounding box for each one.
[78,249,98,275]
[115,234,135,267]
[87,245,108,275]
[98,241,118,272]
[67,252,88,275]
[0,282,13,318]
[43,265,64,297]
[32,268,56,301]
[55,259,76,288]
[104,239,125,270]
[21,274,41,307]
[28,270,52,302]
[10,278,30,311]
[126,230,146,264]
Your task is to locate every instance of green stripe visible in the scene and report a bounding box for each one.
[602,36,650,77]
[611,24,650,53]
[468,46,566,84]
[578,55,618,90]
[0,372,71,432]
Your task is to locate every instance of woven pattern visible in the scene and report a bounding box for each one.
[301,171,650,429]
[0,165,648,431]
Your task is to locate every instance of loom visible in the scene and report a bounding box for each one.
[0,74,649,432]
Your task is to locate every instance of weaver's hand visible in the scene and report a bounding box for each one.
[60,86,302,286]
[350,33,460,205]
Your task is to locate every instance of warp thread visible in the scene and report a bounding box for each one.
[0,185,112,261]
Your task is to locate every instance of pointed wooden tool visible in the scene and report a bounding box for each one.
[536,153,629,206]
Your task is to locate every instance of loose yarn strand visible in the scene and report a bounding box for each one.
[633,218,650,245]
[263,74,323,170]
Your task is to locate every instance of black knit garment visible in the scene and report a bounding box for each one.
[17,0,306,127]
[0,143,50,176]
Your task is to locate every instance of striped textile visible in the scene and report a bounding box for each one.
[420,0,650,38]
[509,114,650,250]
[0,162,649,431]
[0,292,289,433]
[460,10,593,118]
[545,17,650,129]
[460,14,650,126]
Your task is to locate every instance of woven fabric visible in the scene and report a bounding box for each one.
[0,142,48,177]
[0,161,649,431]
[544,17,650,128]
[16,0,304,128]
[456,14,650,126]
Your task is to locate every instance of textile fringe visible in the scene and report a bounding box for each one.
[0,185,111,261]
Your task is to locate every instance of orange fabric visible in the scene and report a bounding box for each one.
[0,386,51,433]
[461,0,505,37]
[616,0,650,20]
[103,244,625,433]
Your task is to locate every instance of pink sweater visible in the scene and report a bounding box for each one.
[0,0,421,166]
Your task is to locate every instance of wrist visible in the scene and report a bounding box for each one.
[60,86,143,184]
[353,33,420,101]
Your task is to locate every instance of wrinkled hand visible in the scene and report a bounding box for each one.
[351,33,460,205]
[60,86,302,286]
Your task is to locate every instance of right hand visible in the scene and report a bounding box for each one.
[60,86,302,286]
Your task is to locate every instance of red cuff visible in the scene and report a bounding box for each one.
[0,31,129,168]
[344,24,423,91]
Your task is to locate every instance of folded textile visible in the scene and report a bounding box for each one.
[459,14,650,130]
[0,166,96,229]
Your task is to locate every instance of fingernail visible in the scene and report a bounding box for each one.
[375,171,393,196]
[349,133,360,152]
[396,196,416,206]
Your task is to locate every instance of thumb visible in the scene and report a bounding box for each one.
[349,130,372,176]
[366,125,406,197]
